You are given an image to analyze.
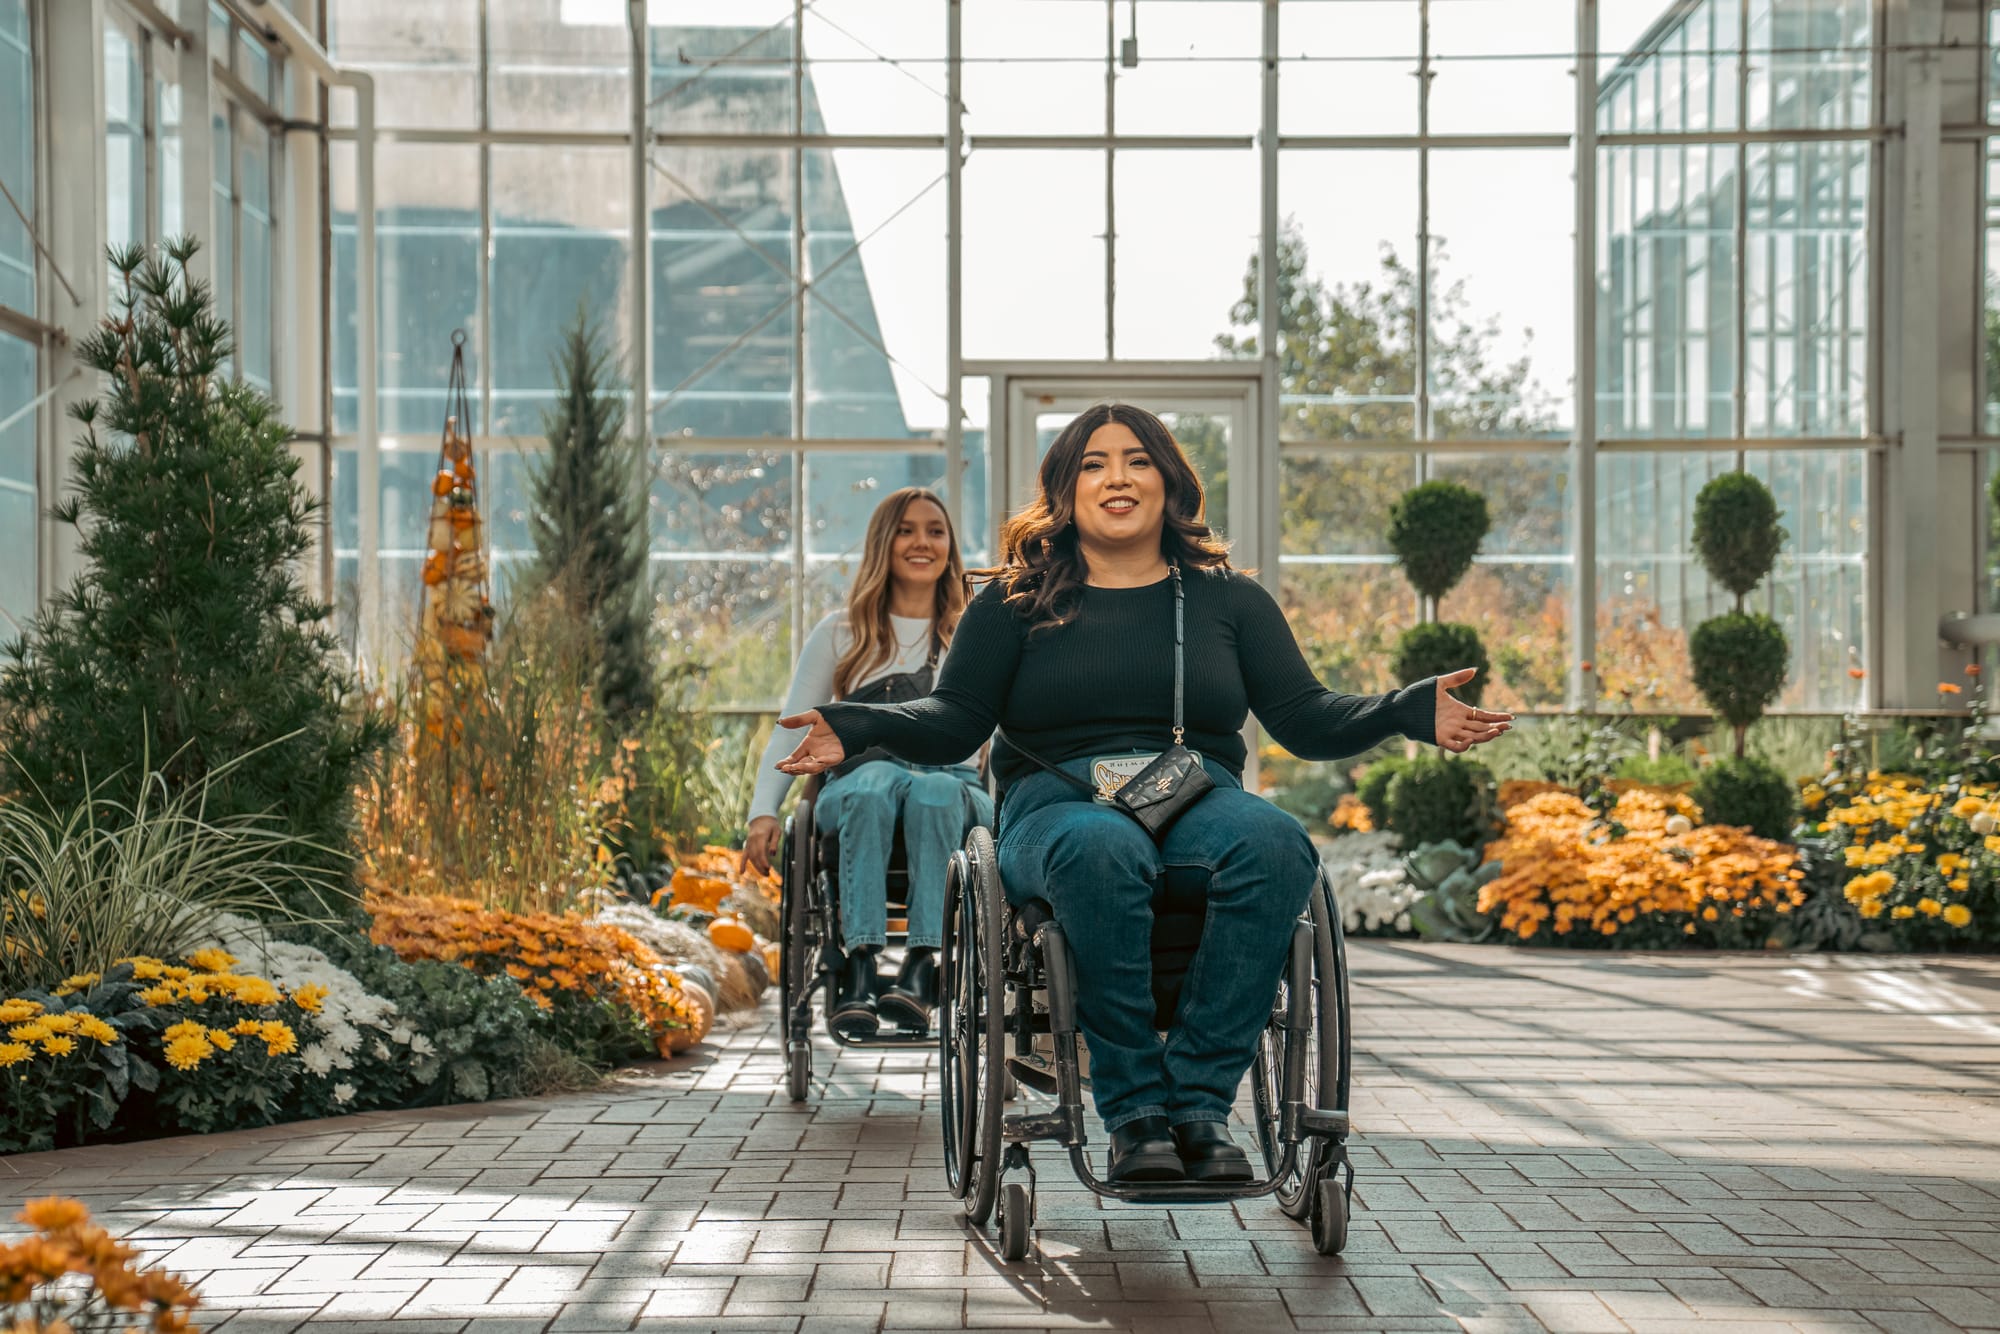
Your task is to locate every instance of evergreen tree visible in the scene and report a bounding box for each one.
[528,310,655,728]
[0,240,390,894]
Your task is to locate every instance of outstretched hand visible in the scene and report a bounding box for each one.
[1433,668,1513,753]
[775,709,848,776]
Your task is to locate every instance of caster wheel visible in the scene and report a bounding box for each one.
[1310,1177,1348,1255]
[998,1182,1033,1261]
[786,1044,810,1103]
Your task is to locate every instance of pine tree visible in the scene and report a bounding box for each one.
[0,239,390,895]
[528,310,655,728]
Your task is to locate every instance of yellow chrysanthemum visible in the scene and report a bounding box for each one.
[1919,898,1943,917]
[76,1017,118,1043]
[19,1197,89,1230]
[0,1000,42,1024]
[209,1029,235,1052]
[124,958,166,981]
[1859,899,1885,918]
[53,972,101,996]
[8,1023,51,1043]
[163,1020,207,1043]
[37,1014,78,1034]
[231,1020,264,1036]
[1944,903,1973,927]
[1953,796,1986,820]
[40,1036,74,1057]
[231,978,281,1006]
[0,1041,31,1068]
[162,966,192,982]
[259,1022,298,1056]
[187,949,236,973]
[138,986,175,1006]
[1951,877,1970,893]
[1892,905,1916,919]
[163,1034,212,1071]
[291,984,328,1014]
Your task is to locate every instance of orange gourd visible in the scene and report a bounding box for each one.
[708,915,754,953]
[431,470,455,496]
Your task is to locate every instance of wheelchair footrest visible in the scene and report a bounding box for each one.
[1299,1107,1350,1139]
[1004,1107,1085,1145]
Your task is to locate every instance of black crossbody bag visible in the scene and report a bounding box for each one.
[1002,563,1215,841]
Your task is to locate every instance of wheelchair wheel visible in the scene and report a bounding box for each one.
[1253,870,1350,1220]
[779,805,817,1104]
[939,826,1007,1227]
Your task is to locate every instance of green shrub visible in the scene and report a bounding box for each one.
[1614,753,1699,786]
[1692,470,1787,598]
[306,926,547,1106]
[1386,480,1490,603]
[1689,612,1789,746]
[1385,755,1497,849]
[0,240,388,908]
[1355,757,1409,831]
[1392,621,1490,708]
[1693,755,1797,841]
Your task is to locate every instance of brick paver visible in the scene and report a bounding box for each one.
[7,943,2000,1332]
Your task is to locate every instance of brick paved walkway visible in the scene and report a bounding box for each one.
[8,943,2000,1332]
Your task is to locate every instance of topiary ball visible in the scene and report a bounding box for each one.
[1393,622,1490,708]
[1355,756,1409,831]
[1387,480,1491,602]
[1384,754,1497,849]
[1692,755,1797,841]
[1692,471,1787,597]
[1689,611,1789,731]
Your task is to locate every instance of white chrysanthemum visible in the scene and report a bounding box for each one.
[409,1034,436,1057]
[389,1023,414,1045]
[1321,833,1423,935]
[333,1082,356,1105]
[301,1043,335,1077]
[373,1040,390,1060]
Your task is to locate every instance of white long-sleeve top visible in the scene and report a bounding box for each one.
[748,610,972,823]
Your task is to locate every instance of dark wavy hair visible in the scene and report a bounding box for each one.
[985,402,1229,632]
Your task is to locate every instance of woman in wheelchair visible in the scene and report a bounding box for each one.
[743,487,994,1040]
[777,404,1511,1185]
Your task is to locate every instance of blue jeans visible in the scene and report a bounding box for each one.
[996,754,1318,1132]
[816,760,994,952]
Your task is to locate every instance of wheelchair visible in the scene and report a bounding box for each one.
[938,825,1354,1262]
[778,774,963,1102]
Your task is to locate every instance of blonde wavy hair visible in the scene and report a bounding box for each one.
[833,488,969,698]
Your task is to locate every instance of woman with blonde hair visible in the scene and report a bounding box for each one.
[743,487,992,1038]
[776,404,1509,1183]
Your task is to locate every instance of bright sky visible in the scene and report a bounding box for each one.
[558,0,1689,435]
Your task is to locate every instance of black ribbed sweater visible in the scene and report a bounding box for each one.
[818,567,1440,793]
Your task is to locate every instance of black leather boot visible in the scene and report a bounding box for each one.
[1172,1120,1252,1182]
[877,948,937,1035]
[1107,1115,1185,1183]
[829,948,879,1039]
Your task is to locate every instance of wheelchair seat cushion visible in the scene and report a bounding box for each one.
[1013,882,1207,1031]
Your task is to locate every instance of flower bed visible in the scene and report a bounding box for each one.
[1478,785,1805,946]
[1319,831,1423,936]
[1810,774,2000,941]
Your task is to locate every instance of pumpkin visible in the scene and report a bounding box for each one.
[665,981,713,1052]
[761,941,781,979]
[420,552,448,586]
[440,623,488,658]
[708,914,755,953]
[431,470,455,496]
[667,867,733,912]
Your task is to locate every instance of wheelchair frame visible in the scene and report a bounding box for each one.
[777,776,939,1103]
[938,825,1356,1262]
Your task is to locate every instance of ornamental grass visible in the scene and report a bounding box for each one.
[1478,786,1804,945]
[0,1197,200,1332]
[364,887,694,1057]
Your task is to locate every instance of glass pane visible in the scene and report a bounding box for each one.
[327,0,479,130]
[1748,0,1870,132]
[0,0,31,312]
[1279,0,1419,136]
[212,109,234,378]
[490,0,629,132]
[962,151,1105,361]
[960,375,994,564]
[330,443,458,655]
[1594,449,1866,711]
[1113,2,1261,137]
[651,146,794,440]
[0,334,31,639]
[803,450,949,569]
[1112,151,1258,362]
[490,146,631,435]
[1280,564,1416,697]
[649,9,795,137]
[801,0,947,136]
[1429,0,1573,135]
[1278,151,1420,442]
[1744,139,1869,438]
[1280,452,1415,558]
[1598,0,1741,134]
[238,117,274,393]
[332,142,482,436]
[238,29,271,102]
[105,19,146,264]
[1989,137,2000,433]
[961,0,1104,136]
[1430,452,1571,711]
[1159,411,1230,540]
[158,61,182,240]
[1597,143,1738,438]
[481,445,540,604]
[1428,150,1573,438]
[652,447,795,708]
[803,149,946,440]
